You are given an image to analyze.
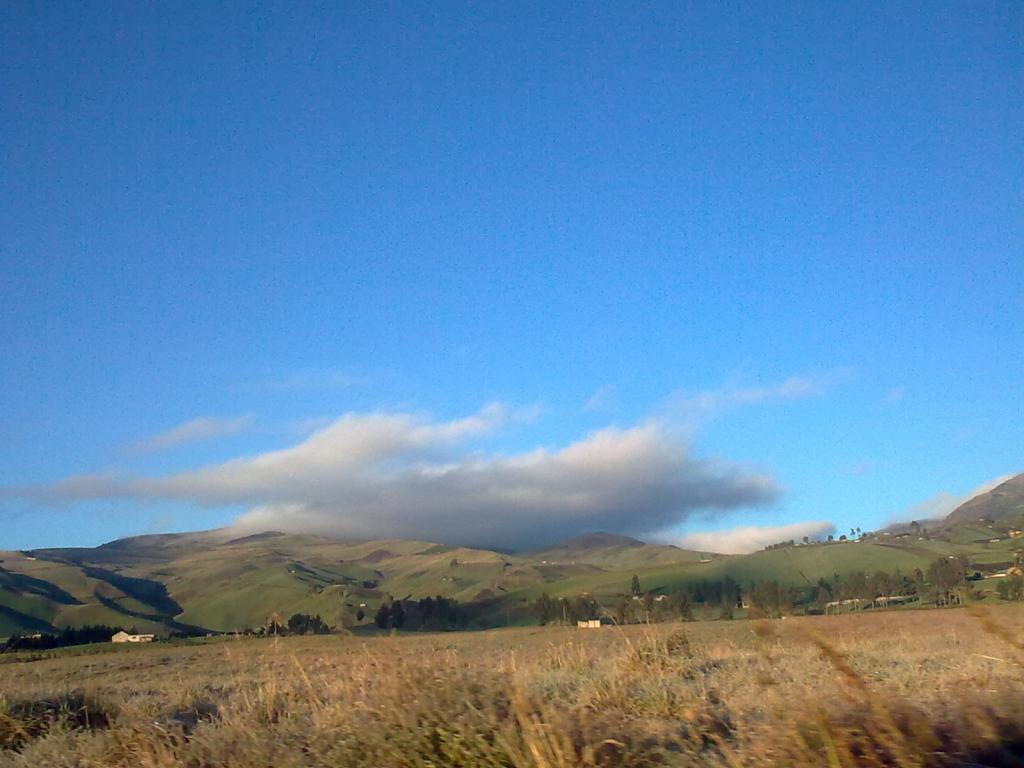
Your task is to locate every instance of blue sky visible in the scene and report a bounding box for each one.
[1,2,1021,551]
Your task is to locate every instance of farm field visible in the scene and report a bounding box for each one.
[2,606,1024,767]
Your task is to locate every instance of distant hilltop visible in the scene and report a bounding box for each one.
[942,474,1024,528]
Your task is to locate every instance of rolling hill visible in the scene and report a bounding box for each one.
[3,473,1022,639]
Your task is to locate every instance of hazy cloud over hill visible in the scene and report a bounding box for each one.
[676,520,835,554]
[12,404,780,550]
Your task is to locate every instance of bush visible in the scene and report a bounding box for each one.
[287,614,330,635]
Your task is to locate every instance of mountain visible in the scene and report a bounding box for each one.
[0,530,709,636]
[942,473,1024,528]
[4,507,1023,639]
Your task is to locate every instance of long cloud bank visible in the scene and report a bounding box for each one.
[10,405,780,550]
[676,520,835,554]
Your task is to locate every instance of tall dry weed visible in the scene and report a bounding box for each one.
[2,609,1024,766]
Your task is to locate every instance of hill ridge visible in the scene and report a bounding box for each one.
[943,473,1024,527]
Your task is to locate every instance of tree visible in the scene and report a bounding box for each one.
[631,574,642,596]
[614,599,630,625]
[641,592,655,621]
[572,595,600,622]
[391,600,406,629]
[374,603,391,629]
[434,593,462,630]
[750,580,784,617]
[676,591,694,621]
[722,576,741,608]
[997,575,1024,601]
[532,593,555,625]
[815,578,833,610]
[842,571,868,600]
[814,585,831,612]
[287,613,329,635]
[872,570,892,598]
[926,556,967,605]
[420,596,435,622]
[927,557,966,592]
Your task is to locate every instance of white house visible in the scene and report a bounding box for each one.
[111,631,155,644]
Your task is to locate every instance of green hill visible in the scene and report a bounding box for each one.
[3,498,1023,638]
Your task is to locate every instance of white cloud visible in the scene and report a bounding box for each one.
[584,384,617,411]
[675,520,836,554]
[242,369,370,392]
[894,473,1016,523]
[665,376,825,425]
[133,415,254,454]
[13,404,780,550]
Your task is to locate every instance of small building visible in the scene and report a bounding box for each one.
[111,631,155,644]
[576,619,602,628]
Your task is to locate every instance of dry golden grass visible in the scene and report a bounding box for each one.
[2,607,1024,766]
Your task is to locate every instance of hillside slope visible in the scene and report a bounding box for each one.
[0,531,713,634]
[527,532,707,568]
[943,473,1024,528]
[4,508,1022,638]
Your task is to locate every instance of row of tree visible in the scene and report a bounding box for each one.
[375,595,464,630]
[763,527,872,549]
[1,624,126,652]
[531,555,997,626]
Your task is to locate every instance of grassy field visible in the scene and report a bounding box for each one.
[2,606,1024,766]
